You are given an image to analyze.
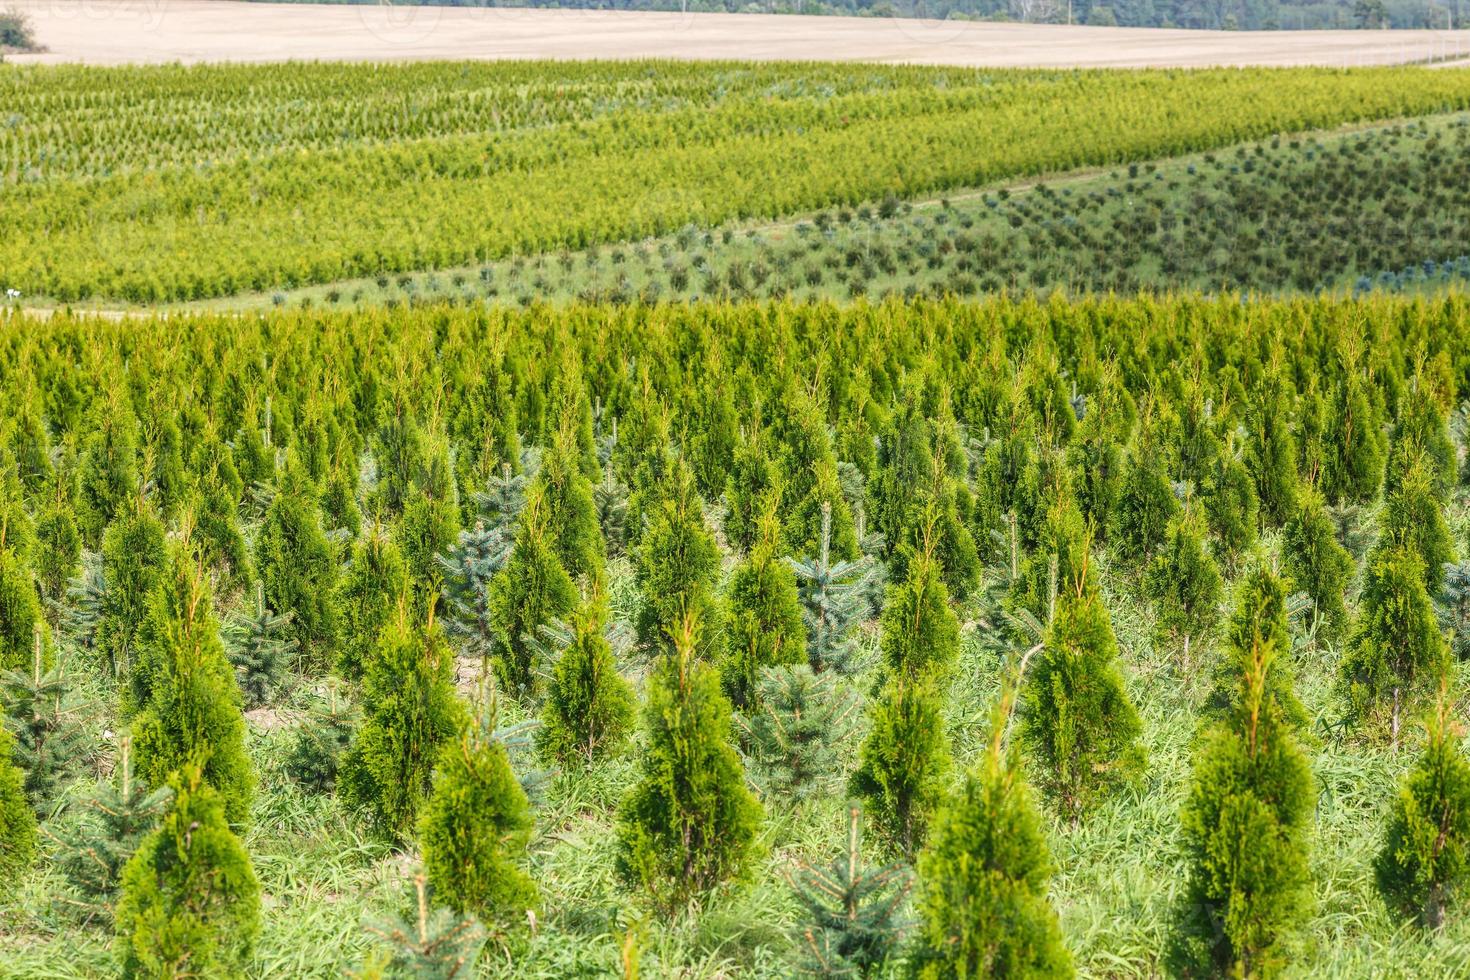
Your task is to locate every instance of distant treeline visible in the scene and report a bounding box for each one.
[239,0,1466,31]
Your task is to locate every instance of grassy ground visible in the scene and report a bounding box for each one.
[6,495,1470,978]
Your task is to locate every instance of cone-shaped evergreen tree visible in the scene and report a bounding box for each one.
[617,614,761,911]
[336,525,413,680]
[421,691,538,932]
[1144,504,1223,650]
[790,805,912,978]
[1321,368,1386,506]
[1022,573,1144,821]
[1245,366,1300,529]
[54,736,171,925]
[1439,560,1470,662]
[256,478,340,662]
[399,487,462,601]
[788,501,869,677]
[849,673,951,859]
[1282,486,1354,644]
[879,546,960,682]
[1111,419,1180,568]
[535,425,605,583]
[911,686,1072,979]
[1175,635,1312,977]
[96,504,168,679]
[0,724,37,888]
[724,427,781,556]
[0,546,45,673]
[592,460,631,557]
[1204,560,1309,732]
[193,475,252,591]
[740,664,861,804]
[341,602,467,843]
[284,686,358,793]
[114,765,260,979]
[127,544,254,825]
[1202,433,1260,571]
[722,501,806,709]
[2,628,84,814]
[1377,454,1456,594]
[538,593,636,768]
[488,488,578,698]
[1385,379,1457,498]
[76,405,140,547]
[224,582,298,711]
[1375,689,1470,930]
[633,462,723,660]
[33,498,82,613]
[1340,545,1450,733]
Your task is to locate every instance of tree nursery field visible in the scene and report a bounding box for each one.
[4,46,1470,980]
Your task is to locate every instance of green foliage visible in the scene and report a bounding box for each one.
[1377,455,1456,593]
[0,724,37,888]
[1282,486,1354,644]
[1144,505,1224,647]
[488,490,578,697]
[366,873,486,980]
[399,489,462,599]
[1204,560,1310,731]
[114,766,261,979]
[283,686,359,793]
[788,502,870,677]
[740,665,860,804]
[256,484,340,661]
[535,426,605,582]
[77,408,140,547]
[1111,423,1180,568]
[538,594,636,768]
[1201,435,1260,569]
[1320,367,1386,506]
[912,712,1073,979]
[96,506,168,678]
[224,582,299,711]
[722,505,807,709]
[879,549,961,682]
[421,699,538,930]
[633,463,723,660]
[1375,696,1470,930]
[128,545,255,825]
[0,546,44,673]
[1022,582,1145,821]
[850,673,951,859]
[336,526,413,680]
[1438,560,1470,661]
[1340,545,1451,728]
[1175,637,1313,977]
[617,616,761,911]
[33,500,82,610]
[1246,369,1301,529]
[789,805,912,978]
[341,605,467,843]
[1,632,84,814]
[54,737,171,926]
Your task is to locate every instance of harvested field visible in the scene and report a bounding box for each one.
[7,0,1470,68]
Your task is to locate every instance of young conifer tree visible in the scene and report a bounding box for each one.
[341,601,466,843]
[1377,454,1456,593]
[224,582,298,711]
[535,424,605,583]
[368,872,486,980]
[617,614,761,911]
[76,405,140,547]
[1202,432,1260,572]
[0,724,37,888]
[1385,379,1457,498]
[96,503,169,679]
[1375,687,1470,930]
[879,544,961,682]
[1111,417,1180,569]
[283,686,358,793]
[487,487,578,698]
[1176,634,1312,977]
[1282,485,1354,644]
[788,501,869,676]
[1340,545,1451,737]
[33,496,82,614]
[722,499,807,709]
[336,524,413,680]
[740,665,861,804]
[1023,570,1145,822]
[256,474,340,662]
[114,765,260,979]
[1144,504,1224,652]
[2,627,84,813]
[54,736,171,925]
[420,689,538,933]
[1321,368,1386,507]
[1245,366,1300,529]
[789,805,913,978]
[633,462,723,660]
[1439,560,1470,661]
[1204,559,1309,731]
[911,679,1072,979]
[538,592,636,768]
[849,673,952,859]
[127,543,254,825]
[0,547,46,674]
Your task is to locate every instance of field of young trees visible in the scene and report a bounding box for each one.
[2,293,1470,977]
[8,62,1470,303]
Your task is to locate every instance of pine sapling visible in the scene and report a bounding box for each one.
[225,581,298,711]
[367,872,486,980]
[739,665,861,804]
[2,626,84,814]
[722,500,806,709]
[788,805,912,977]
[538,593,636,768]
[283,684,359,793]
[788,502,869,677]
